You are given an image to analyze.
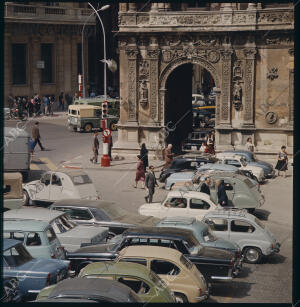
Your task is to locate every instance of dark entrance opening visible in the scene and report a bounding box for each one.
[165,63,216,154]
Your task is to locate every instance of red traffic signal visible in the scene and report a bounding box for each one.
[102,101,108,119]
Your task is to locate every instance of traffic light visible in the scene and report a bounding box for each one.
[102,101,108,119]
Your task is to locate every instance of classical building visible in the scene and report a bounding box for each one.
[4,2,96,102]
[113,2,294,160]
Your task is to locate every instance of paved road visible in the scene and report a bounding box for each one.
[4,117,293,303]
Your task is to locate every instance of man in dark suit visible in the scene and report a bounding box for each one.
[216,179,229,207]
[145,165,159,203]
[90,131,99,164]
[200,177,211,195]
[32,121,45,151]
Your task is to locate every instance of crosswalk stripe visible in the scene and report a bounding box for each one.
[30,163,40,170]
[39,157,58,171]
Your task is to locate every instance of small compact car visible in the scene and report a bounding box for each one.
[2,277,22,303]
[36,277,142,303]
[4,219,65,260]
[23,170,100,206]
[203,209,280,264]
[3,239,70,299]
[3,172,24,211]
[4,208,109,252]
[138,190,219,220]
[78,261,175,303]
[115,246,209,303]
[49,199,161,239]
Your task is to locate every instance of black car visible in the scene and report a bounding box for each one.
[50,199,161,239]
[159,153,218,183]
[67,227,242,283]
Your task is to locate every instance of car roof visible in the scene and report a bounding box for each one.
[4,219,50,232]
[81,261,152,281]
[166,190,212,201]
[48,278,133,301]
[51,199,115,209]
[158,216,208,231]
[3,239,21,251]
[4,208,64,222]
[204,209,256,221]
[120,245,183,262]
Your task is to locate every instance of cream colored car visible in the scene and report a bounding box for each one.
[116,245,209,303]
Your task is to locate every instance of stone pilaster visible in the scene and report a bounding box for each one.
[64,35,72,93]
[4,33,12,104]
[243,47,257,128]
[56,36,64,95]
[71,35,77,96]
[288,48,294,128]
[150,3,158,12]
[31,36,41,95]
[119,3,128,12]
[128,3,136,12]
[247,3,257,10]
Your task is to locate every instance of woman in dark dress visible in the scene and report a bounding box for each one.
[140,143,149,172]
[275,145,288,177]
[135,155,145,188]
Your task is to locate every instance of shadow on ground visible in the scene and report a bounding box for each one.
[261,253,286,264]
[210,281,254,298]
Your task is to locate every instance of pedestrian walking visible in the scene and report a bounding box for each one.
[90,131,99,164]
[206,133,215,154]
[108,134,113,161]
[140,143,149,172]
[275,145,288,177]
[216,179,228,207]
[164,144,174,169]
[135,155,145,188]
[245,137,255,152]
[145,165,159,203]
[200,177,211,195]
[59,92,64,111]
[32,122,45,151]
[29,138,35,163]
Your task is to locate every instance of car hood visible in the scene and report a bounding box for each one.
[199,246,234,261]
[115,214,161,227]
[139,203,161,213]
[198,164,238,172]
[18,258,69,275]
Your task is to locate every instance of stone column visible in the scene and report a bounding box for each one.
[128,3,136,12]
[64,34,72,94]
[150,3,158,12]
[4,32,12,105]
[242,47,257,128]
[31,36,41,95]
[247,3,257,10]
[288,48,294,128]
[56,36,64,95]
[221,3,233,11]
[119,3,128,12]
[158,3,165,10]
[71,35,77,96]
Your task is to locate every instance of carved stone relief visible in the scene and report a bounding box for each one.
[139,60,149,79]
[233,80,243,111]
[265,112,278,124]
[267,67,278,80]
[139,80,148,108]
[257,11,293,24]
[233,60,243,80]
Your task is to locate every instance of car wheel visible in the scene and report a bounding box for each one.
[243,247,262,264]
[84,123,93,133]
[110,122,118,131]
[23,190,30,206]
[174,293,188,303]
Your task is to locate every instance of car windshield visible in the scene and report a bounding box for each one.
[70,174,93,185]
[90,208,111,222]
[149,271,168,289]
[244,178,254,188]
[3,243,33,267]
[180,254,193,270]
[52,215,76,233]
[202,230,217,242]
[255,217,265,229]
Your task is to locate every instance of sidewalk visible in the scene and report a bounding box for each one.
[28,111,68,121]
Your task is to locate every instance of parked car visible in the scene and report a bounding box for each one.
[22,170,100,206]
[223,150,275,178]
[203,209,280,263]
[78,261,175,303]
[3,172,23,211]
[49,199,161,239]
[67,226,241,283]
[36,278,142,303]
[182,129,214,151]
[4,219,65,259]
[156,216,241,256]
[4,208,109,252]
[4,127,30,180]
[175,172,265,213]
[68,104,118,132]
[3,239,70,299]
[215,153,265,183]
[159,153,218,183]
[2,277,22,303]
[115,246,209,303]
[138,190,219,221]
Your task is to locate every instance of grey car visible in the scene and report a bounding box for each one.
[203,209,280,264]
[4,208,109,252]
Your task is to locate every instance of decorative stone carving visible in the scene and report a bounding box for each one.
[125,49,139,60]
[137,15,149,25]
[207,50,220,63]
[265,111,278,124]
[267,67,278,81]
[193,38,217,47]
[139,80,148,108]
[162,50,173,63]
[233,80,243,111]
[139,60,149,79]
[119,14,136,26]
[147,49,160,59]
[257,11,293,24]
[233,60,243,80]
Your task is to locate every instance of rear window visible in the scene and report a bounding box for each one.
[244,178,254,188]
[70,174,92,185]
[46,227,57,242]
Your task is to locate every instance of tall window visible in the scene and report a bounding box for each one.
[12,44,27,85]
[77,43,82,75]
[41,44,53,83]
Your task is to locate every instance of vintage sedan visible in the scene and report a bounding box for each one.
[36,277,142,303]
[223,150,275,178]
[139,190,219,220]
[67,227,240,283]
[3,239,70,299]
[115,246,209,303]
[3,173,24,211]
[78,261,175,303]
[49,199,161,239]
[4,208,109,252]
[23,170,99,206]
[203,209,280,264]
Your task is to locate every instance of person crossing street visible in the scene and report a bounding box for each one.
[32,121,45,151]
[90,131,100,164]
[145,166,159,203]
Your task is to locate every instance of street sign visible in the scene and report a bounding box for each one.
[103,128,111,137]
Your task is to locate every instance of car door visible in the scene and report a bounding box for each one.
[150,259,182,286]
[49,173,63,201]
[203,217,230,241]
[189,198,216,220]
[34,172,51,201]
[229,219,256,246]
[163,197,189,218]
[24,232,44,259]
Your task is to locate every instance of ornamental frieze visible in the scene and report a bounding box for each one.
[257,11,293,24]
[125,49,139,60]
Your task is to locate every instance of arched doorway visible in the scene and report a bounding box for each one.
[163,62,217,154]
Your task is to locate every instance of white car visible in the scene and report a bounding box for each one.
[215,153,265,183]
[23,170,100,206]
[138,190,219,221]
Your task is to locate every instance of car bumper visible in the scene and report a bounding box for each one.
[233,255,244,276]
[195,289,210,302]
[267,242,281,255]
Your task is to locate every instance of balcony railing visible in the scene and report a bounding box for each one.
[5,2,96,25]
